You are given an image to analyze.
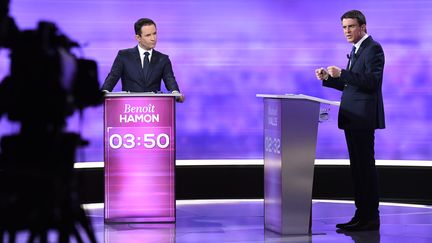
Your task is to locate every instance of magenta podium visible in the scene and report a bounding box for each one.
[104,93,180,223]
[257,94,339,235]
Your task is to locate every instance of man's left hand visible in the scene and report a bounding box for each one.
[176,94,185,103]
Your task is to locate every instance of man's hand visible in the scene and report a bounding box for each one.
[327,66,342,78]
[176,94,185,103]
[315,67,329,81]
[172,90,185,103]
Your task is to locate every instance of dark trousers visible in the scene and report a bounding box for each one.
[344,129,379,220]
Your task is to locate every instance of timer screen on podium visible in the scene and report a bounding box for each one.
[104,96,175,223]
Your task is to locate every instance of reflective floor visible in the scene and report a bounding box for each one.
[93,199,432,243]
[5,199,432,242]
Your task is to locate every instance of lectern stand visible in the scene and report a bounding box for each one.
[104,93,180,223]
[256,94,339,235]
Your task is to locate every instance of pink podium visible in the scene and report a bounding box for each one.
[104,93,180,223]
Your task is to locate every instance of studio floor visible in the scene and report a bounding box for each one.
[4,199,432,242]
[82,199,432,243]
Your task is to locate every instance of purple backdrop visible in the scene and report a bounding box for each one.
[1,0,431,161]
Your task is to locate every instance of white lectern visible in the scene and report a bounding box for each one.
[256,94,339,235]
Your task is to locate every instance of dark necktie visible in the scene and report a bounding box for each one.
[143,52,150,80]
[349,46,356,69]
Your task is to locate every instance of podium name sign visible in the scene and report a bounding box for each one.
[263,99,283,232]
[104,95,175,223]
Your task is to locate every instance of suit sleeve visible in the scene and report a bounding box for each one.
[162,57,180,92]
[340,44,384,91]
[322,76,345,91]
[101,51,123,91]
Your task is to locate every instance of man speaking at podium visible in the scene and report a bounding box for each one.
[101,18,184,102]
[315,10,385,231]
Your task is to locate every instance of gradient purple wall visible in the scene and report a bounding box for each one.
[1,0,431,161]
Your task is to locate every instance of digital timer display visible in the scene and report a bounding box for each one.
[108,132,170,149]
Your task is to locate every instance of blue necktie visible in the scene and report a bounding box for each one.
[143,52,150,80]
[349,46,356,69]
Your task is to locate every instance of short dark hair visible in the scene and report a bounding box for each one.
[134,18,156,36]
[340,10,366,26]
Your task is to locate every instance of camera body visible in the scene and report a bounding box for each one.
[0,19,102,131]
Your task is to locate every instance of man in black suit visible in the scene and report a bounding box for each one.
[315,10,385,231]
[101,18,184,102]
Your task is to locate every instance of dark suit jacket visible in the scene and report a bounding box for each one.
[101,46,180,92]
[323,36,385,130]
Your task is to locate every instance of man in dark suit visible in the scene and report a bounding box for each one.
[315,10,385,231]
[101,18,184,102]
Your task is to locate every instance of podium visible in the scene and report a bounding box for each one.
[104,93,180,223]
[256,94,339,234]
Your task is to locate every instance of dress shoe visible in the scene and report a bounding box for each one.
[336,217,360,229]
[342,218,380,231]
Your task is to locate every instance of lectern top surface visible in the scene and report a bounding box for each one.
[256,94,340,106]
[104,92,182,97]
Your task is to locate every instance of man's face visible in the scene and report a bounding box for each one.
[136,24,157,50]
[342,18,365,44]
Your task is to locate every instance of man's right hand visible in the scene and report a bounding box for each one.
[315,67,329,81]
